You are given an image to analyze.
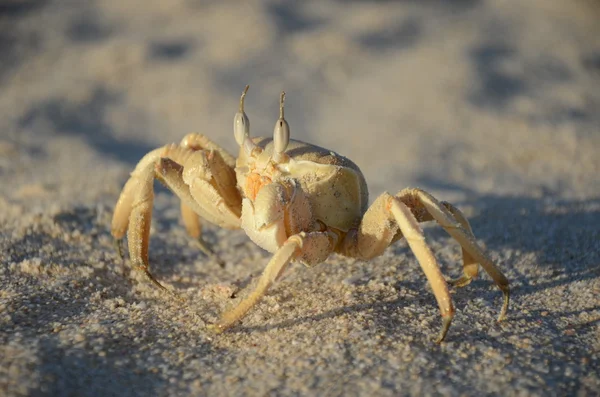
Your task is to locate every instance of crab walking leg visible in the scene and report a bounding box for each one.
[209,238,299,333]
[340,194,479,285]
[122,163,181,296]
[112,177,137,260]
[112,148,166,246]
[440,202,479,287]
[388,198,455,343]
[112,144,197,244]
[180,201,225,267]
[400,188,510,321]
[112,147,177,277]
[111,147,190,295]
[411,200,480,287]
[338,193,399,260]
[209,232,334,333]
[180,201,202,239]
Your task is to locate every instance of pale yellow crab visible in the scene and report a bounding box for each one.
[111,86,509,343]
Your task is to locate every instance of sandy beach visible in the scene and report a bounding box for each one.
[1,0,599,395]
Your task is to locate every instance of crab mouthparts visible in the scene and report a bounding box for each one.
[245,173,272,201]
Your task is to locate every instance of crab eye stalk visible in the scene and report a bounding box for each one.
[273,91,290,159]
[234,85,250,146]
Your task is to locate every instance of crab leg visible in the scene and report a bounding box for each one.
[112,139,241,295]
[209,232,334,333]
[112,148,165,243]
[209,238,299,333]
[397,188,510,321]
[125,162,180,296]
[110,148,179,294]
[112,144,199,245]
[438,202,479,286]
[339,189,506,342]
[180,201,202,240]
[401,199,480,287]
[180,201,224,267]
[388,197,455,343]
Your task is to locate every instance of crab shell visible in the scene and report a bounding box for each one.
[234,137,369,253]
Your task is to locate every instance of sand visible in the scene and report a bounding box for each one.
[1,0,599,395]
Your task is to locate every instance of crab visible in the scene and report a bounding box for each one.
[111,86,510,343]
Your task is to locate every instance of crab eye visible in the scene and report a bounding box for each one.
[234,112,249,146]
[273,91,290,154]
[234,85,250,146]
[274,119,289,154]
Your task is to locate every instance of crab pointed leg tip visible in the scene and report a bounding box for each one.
[142,268,172,294]
[114,238,124,259]
[436,315,453,344]
[498,299,509,322]
[447,275,473,288]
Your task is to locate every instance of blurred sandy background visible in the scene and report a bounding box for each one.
[1,0,599,395]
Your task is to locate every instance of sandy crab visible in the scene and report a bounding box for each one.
[111,86,509,343]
